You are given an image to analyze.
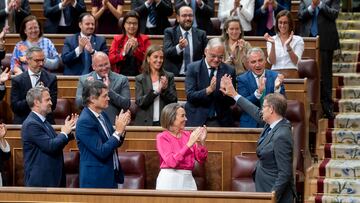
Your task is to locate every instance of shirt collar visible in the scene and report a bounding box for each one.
[252,70,265,79]
[28,69,41,77]
[180,27,192,36]
[32,111,46,122]
[269,118,283,129]
[88,107,101,118]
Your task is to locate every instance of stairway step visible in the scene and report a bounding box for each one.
[336,86,360,99]
[335,99,360,113]
[340,39,360,51]
[339,30,360,39]
[337,20,360,30]
[339,12,360,21]
[333,73,360,86]
[333,62,360,73]
[333,50,359,63]
[324,129,360,145]
[334,113,360,128]
[316,159,360,178]
[310,194,360,203]
[317,178,360,195]
[322,143,360,159]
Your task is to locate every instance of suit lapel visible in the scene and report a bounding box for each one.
[258,119,286,147]
[247,72,258,92]
[23,72,32,89]
[30,112,56,138]
[85,108,109,141]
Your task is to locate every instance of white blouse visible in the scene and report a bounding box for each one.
[266,34,304,70]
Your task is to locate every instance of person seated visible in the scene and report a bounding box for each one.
[264,10,304,78]
[237,47,285,127]
[163,6,207,76]
[218,0,254,35]
[175,0,215,35]
[0,123,10,186]
[91,0,123,34]
[10,15,60,75]
[156,103,208,190]
[62,13,108,75]
[221,17,252,76]
[134,45,178,126]
[131,0,173,35]
[0,0,30,33]
[109,10,151,76]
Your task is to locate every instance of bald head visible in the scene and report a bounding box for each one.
[92,52,110,77]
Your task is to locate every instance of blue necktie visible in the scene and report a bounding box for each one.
[191,0,197,27]
[207,68,216,118]
[310,7,319,37]
[183,31,191,72]
[258,126,271,145]
[63,7,72,26]
[149,3,157,25]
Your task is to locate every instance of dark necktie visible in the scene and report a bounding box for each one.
[310,7,319,37]
[183,31,191,72]
[209,67,215,81]
[149,3,157,25]
[208,68,216,118]
[258,126,271,145]
[44,120,56,138]
[63,7,72,26]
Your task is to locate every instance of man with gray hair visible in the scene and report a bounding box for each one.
[75,51,130,124]
[185,37,236,127]
[11,46,57,124]
[236,47,285,127]
[22,86,77,187]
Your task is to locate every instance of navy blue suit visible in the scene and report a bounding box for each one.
[10,70,57,124]
[61,33,108,75]
[76,107,124,188]
[43,0,86,33]
[237,70,285,127]
[254,0,290,36]
[185,59,236,127]
[22,112,69,187]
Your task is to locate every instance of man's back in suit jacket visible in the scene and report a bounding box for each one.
[163,25,207,76]
[62,33,108,75]
[10,70,58,124]
[237,69,285,127]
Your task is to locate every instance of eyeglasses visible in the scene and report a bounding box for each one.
[31,58,45,63]
[125,21,138,26]
[180,14,194,18]
[26,26,40,31]
[208,54,224,60]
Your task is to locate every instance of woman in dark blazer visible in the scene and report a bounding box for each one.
[0,123,10,186]
[134,45,177,126]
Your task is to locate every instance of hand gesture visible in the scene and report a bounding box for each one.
[115,110,131,134]
[13,0,21,10]
[78,36,88,51]
[284,31,294,48]
[178,36,188,50]
[146,0,154,4]
[13,66,23,75]
[206,76,216,95]
[274,73,284,89]
[311,0,320,8]
[84,41,93,53]
[0,123,6,138]
[229,41,239,55]
[158,75,168,92]
[0,26,9,40]
[263,0,271,8]
[220,75,237,97]
[128,37,138,50]
[61,113,78,135]
[258,76,266,94]
[196,0,201,5]
[187,127,202,147]
[102,0,109,8]
[264,33,275,44]
[198,125,207,145]
[0,68,10,84]
[103,74,110,87]
[234,0,240,7]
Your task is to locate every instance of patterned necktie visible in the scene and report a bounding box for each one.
[148,3,157,25]
[258,126,271,145]
[266,5,274,30]
[183,31,191,72]
[310,7,319,37]
[98,114,120,170]
[32,73,40,87]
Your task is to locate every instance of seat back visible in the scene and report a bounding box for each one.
[64,151,80,188]
[192,160,206,190]
[118,152,146,189]
[53,98,71,125]
[210,17,221,35]
[231,155,257,192]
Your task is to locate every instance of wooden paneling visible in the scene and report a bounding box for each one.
[5,125,262,191]
[0,187,276,203]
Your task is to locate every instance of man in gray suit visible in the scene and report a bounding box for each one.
[221,76,295,203]
[298,0,340,119]
[76,52,131,124]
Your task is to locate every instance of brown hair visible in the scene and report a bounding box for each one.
[274,10,294,34]
[19,15,43,41]
[141,44,165,75]
[160,103,184,130]
[221,17,244,41]
[264,93,287,117]
[121,10,140,37]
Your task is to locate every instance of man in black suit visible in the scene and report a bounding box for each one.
[175,0,215,35]
[0,0,30,33]
[11,47,58,124]
[163,6,207,76]
[62,13,108,75]
[22,86,77,187]
[220,78,295,203]
[43,0,86,33]
[298,0,340,119]
[185,37,236,127]
[131,0,173,35]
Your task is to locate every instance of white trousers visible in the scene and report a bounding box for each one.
[156,169,197,190]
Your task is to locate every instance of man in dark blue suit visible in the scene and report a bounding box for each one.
[254,0,290,36]
[22,86,77,187]
[11,47,58,124]
[163,6,208,76]
[237,47,285,127]
[61,13,108,75]
[43,0,86,33]
[185,37,236,127]
[76,80,131,188]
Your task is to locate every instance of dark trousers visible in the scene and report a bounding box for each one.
[320,49,334,113]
